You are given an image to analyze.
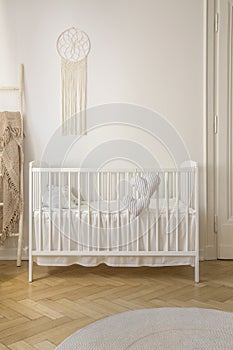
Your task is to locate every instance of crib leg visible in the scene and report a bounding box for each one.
[194,255,199,283]
[29,256,33,282]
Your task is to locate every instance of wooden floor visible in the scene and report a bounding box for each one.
[1,260,233,349]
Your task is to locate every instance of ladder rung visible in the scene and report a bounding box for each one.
[0,87,20,91]
[0,232,19,237]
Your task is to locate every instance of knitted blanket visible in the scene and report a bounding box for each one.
[0,111,23,245]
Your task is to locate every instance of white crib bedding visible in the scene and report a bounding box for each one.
[32,198,196,267]
[41,198,195,214]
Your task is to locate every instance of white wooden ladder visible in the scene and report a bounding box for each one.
[0,64,24,266]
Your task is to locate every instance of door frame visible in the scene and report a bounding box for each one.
[205,0,233,259]
[205,0,218,259]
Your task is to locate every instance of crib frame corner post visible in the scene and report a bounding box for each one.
[194,163,199,283]
[29,161,33,282]
[29,255,33,283]
[195,255,199,283]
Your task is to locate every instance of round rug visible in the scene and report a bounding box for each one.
[56,308,233,349]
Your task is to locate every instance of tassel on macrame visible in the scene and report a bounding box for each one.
[57,27,90,135]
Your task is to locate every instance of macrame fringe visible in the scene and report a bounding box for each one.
[0,119,23,245]
[0,161,23,245]
[61,57,87,135]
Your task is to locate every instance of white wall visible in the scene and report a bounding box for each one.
[0,0,206,258]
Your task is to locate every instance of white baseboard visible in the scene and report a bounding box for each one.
[0,247,28,261]
[218,245,233,259]
[204,245,217,260]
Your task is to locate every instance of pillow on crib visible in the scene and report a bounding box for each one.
[42,185,81,209]
[123,174,160,217]
[146,173,160,197]
[130,175,148,197]
[123,195,150,217]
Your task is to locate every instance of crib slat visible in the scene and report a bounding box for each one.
[107,172,110,251]
[109,172,112,250]
[185,171,189,251]
[78,171,81,251]
[173,172,175,198]
[117,172,120,252]
[147,208,149,252]
[156,172,159,251]
[126,172,130,252]
[97,172,100,252]
[29,164,34,282]
[38,170,42,252]
[194,166,199,283]
[146,172,149,252]
[165,172,169,251]
[136,171,139,252]
[68,171,71,251]
[48,171,52,252]
[176,171,179,252]
[135,216,139,252]
[87,172,90,252]
[33,172,35,212]
[33,172,36,213]
[58,171,61,251]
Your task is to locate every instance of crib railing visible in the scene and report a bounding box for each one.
[29,162,199,282]
[30,167,198,210]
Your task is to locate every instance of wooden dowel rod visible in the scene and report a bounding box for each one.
[19,64,24,116]
[0,87,19,91]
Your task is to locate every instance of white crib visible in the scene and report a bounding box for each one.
[29,161,199,282]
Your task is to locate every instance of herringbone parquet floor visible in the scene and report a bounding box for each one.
[1,260,233,349]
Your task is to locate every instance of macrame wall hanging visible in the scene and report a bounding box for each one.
[57,27,91,135]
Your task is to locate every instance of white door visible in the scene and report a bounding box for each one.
[217,0,233,258]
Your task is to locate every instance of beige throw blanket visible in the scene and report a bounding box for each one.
[0,111,23,245]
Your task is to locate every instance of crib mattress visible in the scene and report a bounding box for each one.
[32,198,196,267]
[39,198,195,214]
